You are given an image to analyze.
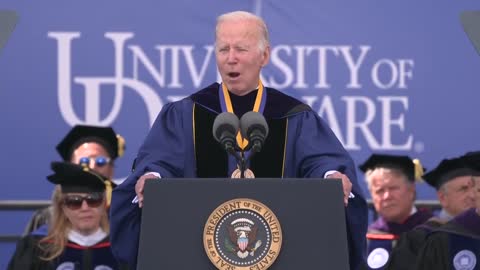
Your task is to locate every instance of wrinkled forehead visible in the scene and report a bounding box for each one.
[216,20,261,40]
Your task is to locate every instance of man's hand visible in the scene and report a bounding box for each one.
[135,174,160,208]
[326,172,353,206]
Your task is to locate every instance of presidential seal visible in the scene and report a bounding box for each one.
[203,198,282,270]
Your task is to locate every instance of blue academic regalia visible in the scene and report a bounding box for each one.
[110,83,368,270]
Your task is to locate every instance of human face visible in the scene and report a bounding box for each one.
[368,169,415,223]
[438,176,475,217]
[216,19,270,95]
[62,192,105,235]
[71,142,113,179]
[474,178,480,212]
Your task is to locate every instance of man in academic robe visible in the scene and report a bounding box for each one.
[386,153,478,270]
[359,154,432,270]
[415,176,480,270]
[110,10,367,270]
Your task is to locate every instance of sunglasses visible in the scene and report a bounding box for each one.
[63,193,104,210]
[79,156,111,167]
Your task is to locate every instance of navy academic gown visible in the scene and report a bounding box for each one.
[110,83,368,270]
[365,210,433,270]
[415,208,480,270]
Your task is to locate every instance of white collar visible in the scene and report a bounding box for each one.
[68,228,107,247]
[410,206,418,215]
[438,208,454,221]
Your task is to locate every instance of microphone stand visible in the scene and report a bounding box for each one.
[225,139,263,179]
[226,145,247,178]
[239,152,247,179]
[238,141,262,178]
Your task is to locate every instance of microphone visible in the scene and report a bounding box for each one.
[240,111,269,153]
[212,112,240,153]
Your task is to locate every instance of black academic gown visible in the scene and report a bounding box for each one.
[415,208,480,270]
[8,234,125,270]
[364,210,433,270]
[385,217,446,270]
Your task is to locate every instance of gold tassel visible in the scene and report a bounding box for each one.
[413,158,424,182]
[116,134,126,157]
[105,180,113,207]
[79,164,112,206]
[81,163,90,171]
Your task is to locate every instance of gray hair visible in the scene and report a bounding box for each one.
[365,167,412,189]
[215,11,270,53]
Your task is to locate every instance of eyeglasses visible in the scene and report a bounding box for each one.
[63,193,104,210]
[79,156,111,167]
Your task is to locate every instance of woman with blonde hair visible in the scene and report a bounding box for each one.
[8,162,125,269]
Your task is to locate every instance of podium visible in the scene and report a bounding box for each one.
[137,178,350,269]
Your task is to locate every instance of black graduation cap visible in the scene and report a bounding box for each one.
[56,125,125,161]
[359,154,422,182]
[462,151,480,171]
[47,162,107,193]
[423,156,478,190]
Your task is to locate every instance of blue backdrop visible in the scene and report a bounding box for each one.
[1,0,479,266]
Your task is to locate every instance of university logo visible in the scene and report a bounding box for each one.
[47,29,418,152]
[453,250,477,270]
[47,32,166,127]
[204,198,282,270]
[367,247,389,269]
